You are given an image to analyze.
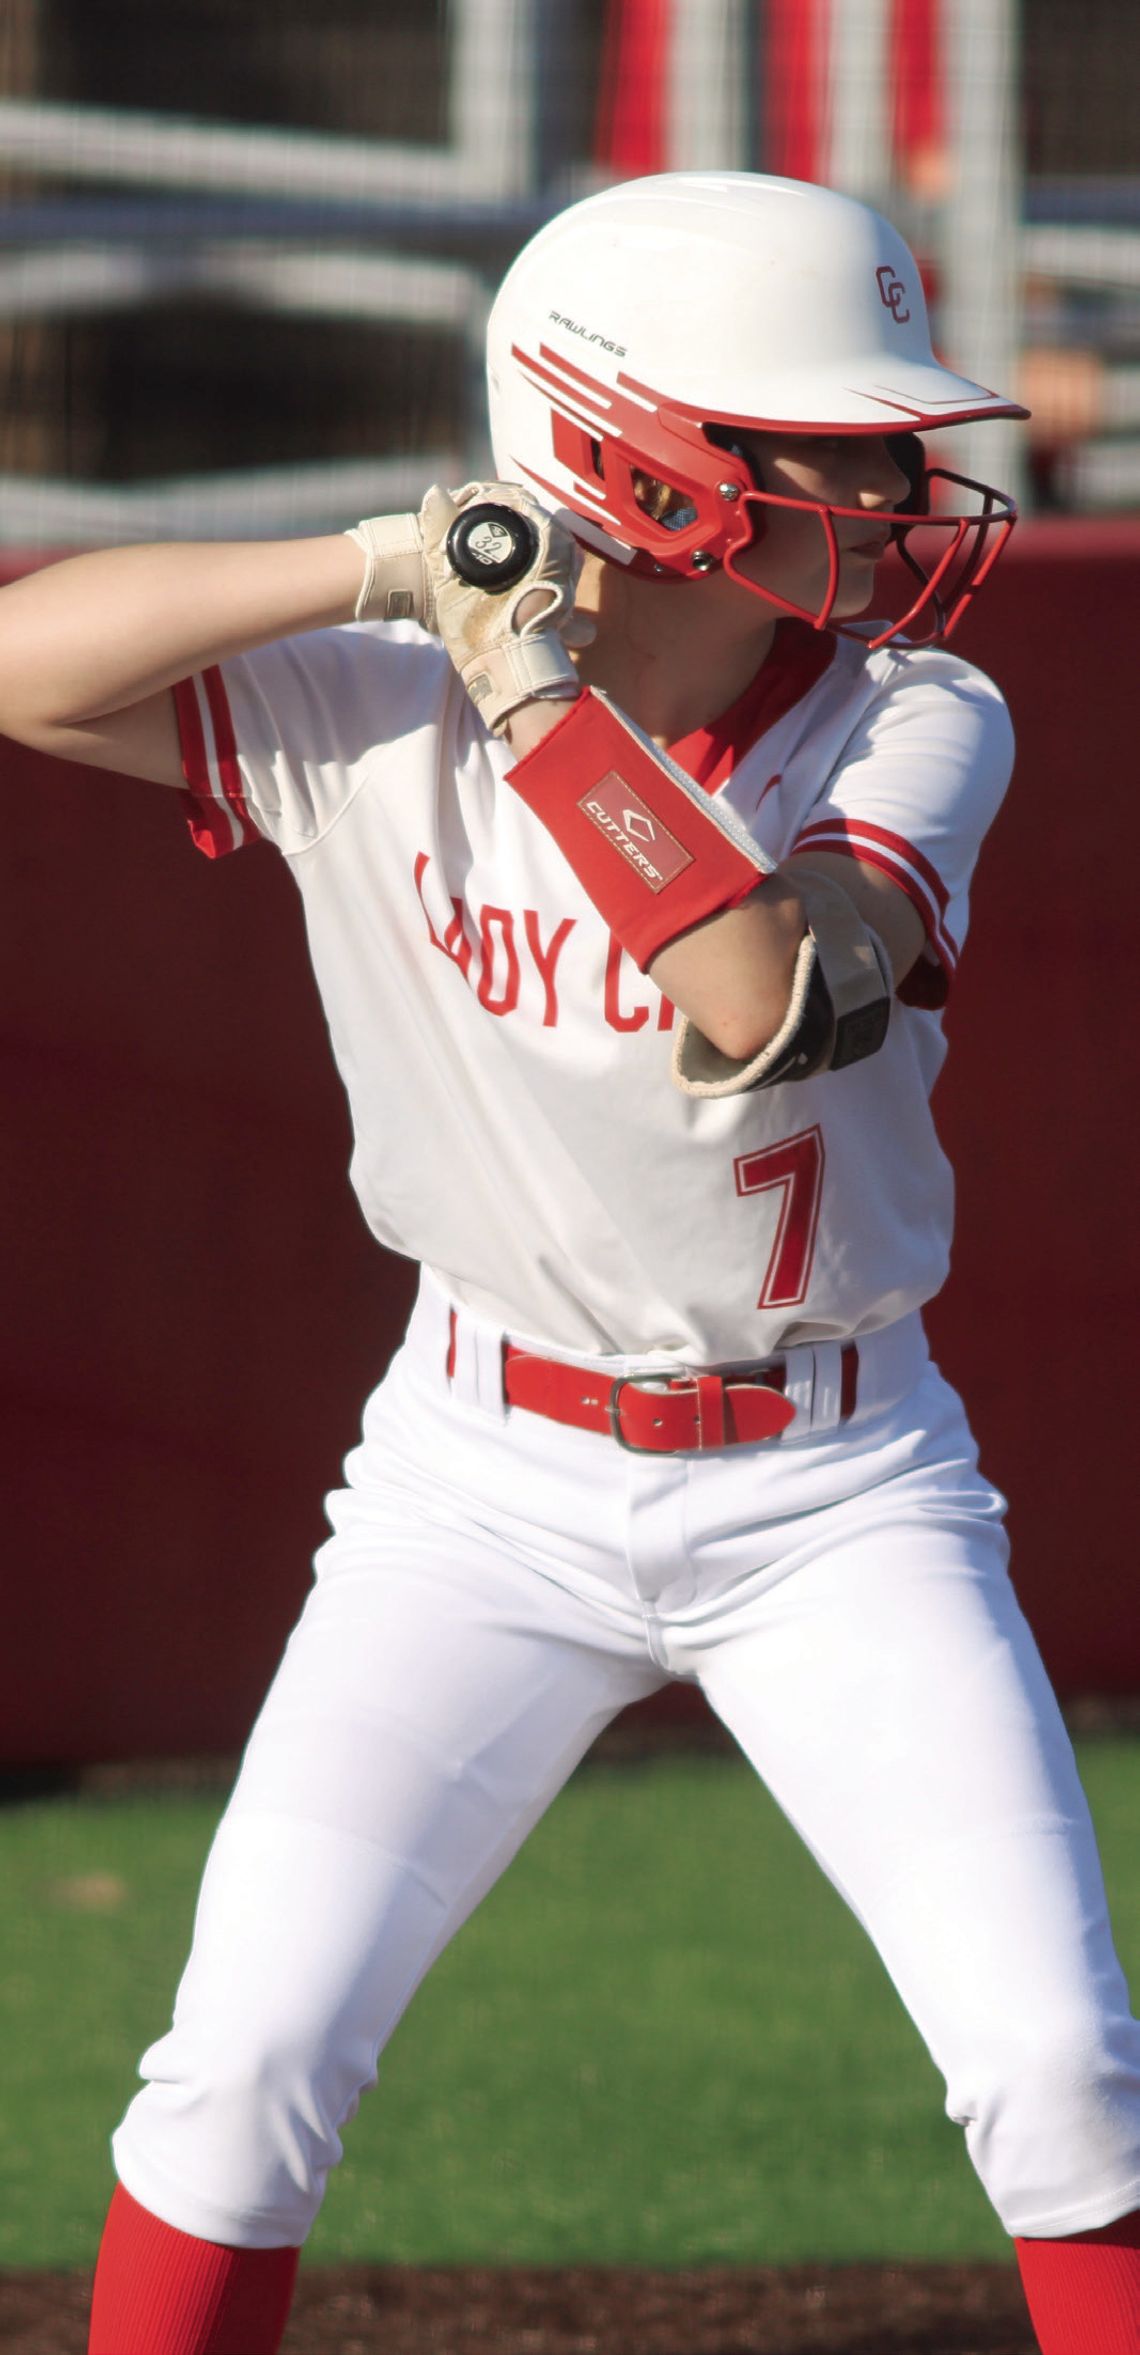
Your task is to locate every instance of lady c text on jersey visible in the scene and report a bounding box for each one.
[413,851,673,1033]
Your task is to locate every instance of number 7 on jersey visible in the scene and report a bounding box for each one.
[734,1126,825,1310]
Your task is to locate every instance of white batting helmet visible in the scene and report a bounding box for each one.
[486,172,1029,646]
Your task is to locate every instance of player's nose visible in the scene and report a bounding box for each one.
[860,437,913,509]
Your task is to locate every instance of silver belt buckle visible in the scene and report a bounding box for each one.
[607,1371,692,1451]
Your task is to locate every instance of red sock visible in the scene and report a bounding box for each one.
[1015,2207,1140,2355]
[88,2183,300,2355]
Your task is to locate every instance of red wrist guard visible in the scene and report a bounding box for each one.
[505,688,772,970]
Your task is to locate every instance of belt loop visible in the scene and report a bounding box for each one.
[781,1345,815,1430]
[472,1320,510,1419]
[447,1305,510,1421]
[805,1342,859,1433]
[808,1342,842,1434]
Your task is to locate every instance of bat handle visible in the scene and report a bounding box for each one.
[445,503,541,592]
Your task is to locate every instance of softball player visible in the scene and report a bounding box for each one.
[2,174,1137,2355]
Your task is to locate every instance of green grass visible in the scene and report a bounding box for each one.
[2,1743,1137,2269]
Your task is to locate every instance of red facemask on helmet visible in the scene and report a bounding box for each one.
[506,346,1017,650]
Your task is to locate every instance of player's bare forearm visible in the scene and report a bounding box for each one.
[0,533,362,741]
[647,885,807,1061]
[505,694,806,1062]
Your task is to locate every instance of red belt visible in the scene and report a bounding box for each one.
[448,1313,858,1452]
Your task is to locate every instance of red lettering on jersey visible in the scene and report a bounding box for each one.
[442,904,474,977]
[477,906,521,1016]
[605,933,674,1032]
[418,857,669,1036]
[524,910,575,1026]
[735,1127,825,1309]
[604,933,648,1032]
[414,852,474,979]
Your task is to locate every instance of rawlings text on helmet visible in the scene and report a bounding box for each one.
[548,310,628,358]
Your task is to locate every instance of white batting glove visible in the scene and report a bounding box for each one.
[418,481,587,735]
[344,510,437,627]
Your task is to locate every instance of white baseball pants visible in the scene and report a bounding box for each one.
[112,1273,1140,2248]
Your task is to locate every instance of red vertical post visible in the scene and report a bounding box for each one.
[763,0,829,183]
[594,0,673,177]
[891,0,949,198]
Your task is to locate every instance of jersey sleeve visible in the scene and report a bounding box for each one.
[172,620,453,859]
[791,647,1014,1008]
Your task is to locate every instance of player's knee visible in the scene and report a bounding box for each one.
[209,2000,374,2151]
[116,2009,375,2243]
[1008,2005,1138,2115]
[962,2009,1140,2232]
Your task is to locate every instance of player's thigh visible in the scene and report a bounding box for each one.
[176,1335,663,2070]
[229,1497,658,1893]
[188,1507,651,2062]
[699,1499,1096,1977]
[113,1501,663,2242]
[694,1472,1140,2222]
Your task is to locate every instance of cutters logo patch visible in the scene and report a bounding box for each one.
[876,265,910,323]
[579,773,693,892]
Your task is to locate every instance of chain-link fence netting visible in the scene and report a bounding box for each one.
[0,0,1135,543]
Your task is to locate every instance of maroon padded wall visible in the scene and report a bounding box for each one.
[2,704,416,1764]
[925,519,1137,1693]
[1,521,1136,1764]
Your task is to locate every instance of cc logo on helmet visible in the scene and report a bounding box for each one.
[875,265,911,323]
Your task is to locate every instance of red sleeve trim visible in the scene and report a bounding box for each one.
[173,670,262,859]
[792,816,959,989]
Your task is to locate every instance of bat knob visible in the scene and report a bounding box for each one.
[445,503,540,591]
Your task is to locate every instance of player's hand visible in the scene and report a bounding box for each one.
[344,508,436,628]
[419,481,588,736]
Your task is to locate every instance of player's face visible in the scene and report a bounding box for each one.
[729,431,912,618]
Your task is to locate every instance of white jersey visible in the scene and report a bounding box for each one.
[174,618,1012,1365]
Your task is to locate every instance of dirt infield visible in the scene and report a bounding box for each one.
[1,2262,1035,2353]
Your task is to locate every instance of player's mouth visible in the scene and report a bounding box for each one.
[844,531,892,559]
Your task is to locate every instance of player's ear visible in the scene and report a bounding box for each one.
[705,423,756,472]
[886,432,928,517]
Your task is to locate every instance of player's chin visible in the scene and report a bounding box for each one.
[831,550,884,616]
